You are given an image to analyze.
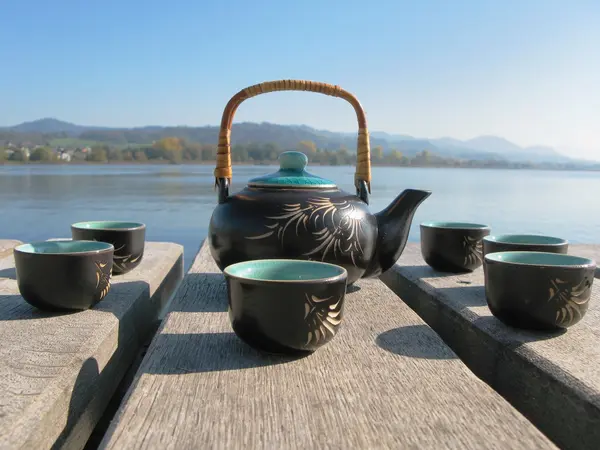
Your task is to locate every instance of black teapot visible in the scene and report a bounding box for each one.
[208,80,431,285]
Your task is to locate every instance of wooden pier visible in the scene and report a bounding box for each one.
[380,243,600,450]
[3,238,600,449]
[0,240,184,450]
[98,240,555,449]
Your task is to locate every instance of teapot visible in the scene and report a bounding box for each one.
[208,80,431,285]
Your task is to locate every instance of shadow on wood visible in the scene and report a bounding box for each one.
[51,358,101,450]
[0,268,16,280]
[376,325,459,360]
[0,295,80,321]
[0,279,150,321]
[346,284,361,293]
[142,332,308,375]
[48,280,153,449]
[472,316,567,344]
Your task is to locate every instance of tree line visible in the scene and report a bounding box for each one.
[1,137,594,171]
[2,138,408,165]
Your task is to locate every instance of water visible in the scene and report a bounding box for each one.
[1,164,599,270]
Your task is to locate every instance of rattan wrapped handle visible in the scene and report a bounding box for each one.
[214,80,372,194]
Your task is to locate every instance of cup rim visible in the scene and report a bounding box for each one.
[485,251,595,269]
[421,221,490,230]
[483,234,568,246]
[71,221,146,232]
[15,240,115,256]
[224,259,348,284]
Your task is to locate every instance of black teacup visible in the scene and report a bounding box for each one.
[224,259,348,354]
[420,221,491,273]
[71,221,146,275]
[14,240,114,311]
[485,251,596,330]
[483,234,568,257]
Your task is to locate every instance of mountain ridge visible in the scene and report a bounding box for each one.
[0,117,595,165]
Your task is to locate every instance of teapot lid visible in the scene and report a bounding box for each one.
[248,151,337,189]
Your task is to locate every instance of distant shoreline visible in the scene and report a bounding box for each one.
[1,160,599,172]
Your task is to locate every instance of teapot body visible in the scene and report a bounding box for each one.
[208,186,378,285]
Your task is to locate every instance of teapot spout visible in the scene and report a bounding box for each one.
[362,189,431,278]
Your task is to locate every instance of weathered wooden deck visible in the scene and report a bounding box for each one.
[381,243,600,450]
[98,240,555,449]
[0,240,184,450]
[0,240,21,260]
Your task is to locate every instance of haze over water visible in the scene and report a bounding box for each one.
[1,164,598,270]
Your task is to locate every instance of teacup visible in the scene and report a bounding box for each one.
[224,259,348,354]
[14,240,114,311]
[71,221,146,275]
[483,234,568,257]
[485,251,596,330]
[420,221,491,273]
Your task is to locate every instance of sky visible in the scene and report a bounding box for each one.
[1,0,599,158]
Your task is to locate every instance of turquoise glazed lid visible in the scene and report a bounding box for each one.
[248,151,337,189]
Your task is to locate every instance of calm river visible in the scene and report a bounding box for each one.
[1,164,599,269]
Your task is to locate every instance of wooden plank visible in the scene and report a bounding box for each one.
[99,240,555,450]
[380,243,600,450]
[0,240,184,450]
[0,239,22,260]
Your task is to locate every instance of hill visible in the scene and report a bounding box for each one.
[0,118,594,165]
[8,118,101,135]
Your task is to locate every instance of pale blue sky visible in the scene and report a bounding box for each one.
[1,0,599,157]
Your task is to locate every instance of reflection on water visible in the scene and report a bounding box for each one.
[1,164,599,270]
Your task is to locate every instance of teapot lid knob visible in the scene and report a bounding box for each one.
[279,151,308,171]
[247,150,336,189]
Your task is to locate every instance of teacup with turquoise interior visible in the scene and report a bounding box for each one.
[16,240,113,254]
[71,221,146,275]
[14,240,114,311]
[224,259,348,354]
[483,234,568,257]
[420,221,491,273]
[71,221,145,231]
[484,251,596,330]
